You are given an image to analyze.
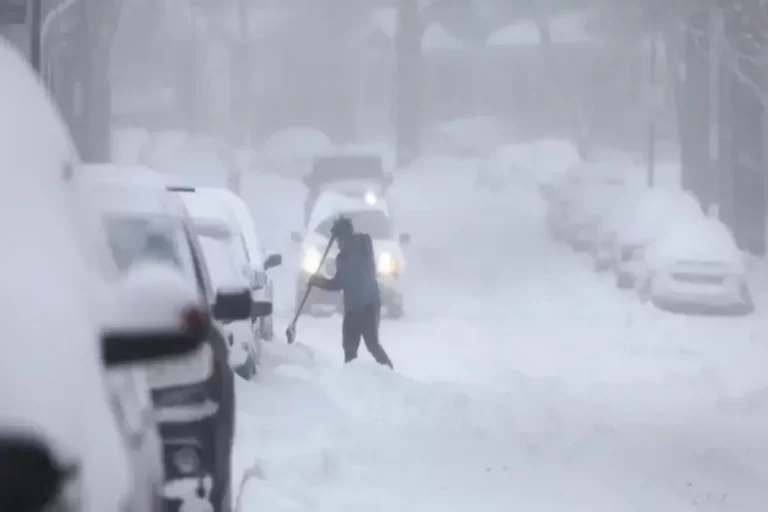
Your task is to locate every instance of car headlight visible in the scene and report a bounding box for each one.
[301,248,322,274]
[377,252,398,275]
[364,191,377,205]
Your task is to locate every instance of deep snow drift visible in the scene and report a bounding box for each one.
[123,130,768,511]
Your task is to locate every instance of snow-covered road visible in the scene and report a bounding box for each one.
[227,159,768,512]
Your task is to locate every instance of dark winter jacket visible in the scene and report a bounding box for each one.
[314,233,380,312]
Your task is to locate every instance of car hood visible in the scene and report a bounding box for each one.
[301,232,406,264]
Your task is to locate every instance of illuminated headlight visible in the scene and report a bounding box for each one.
[377,252,398,275]
[364,191,377,205]
[172,446,201,475]
[301,248,322,274]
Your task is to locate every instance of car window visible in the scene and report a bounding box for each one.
[197,234,244,288]
[103,214,196,283]
[314,209,392,240]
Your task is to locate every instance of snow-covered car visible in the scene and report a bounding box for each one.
[541,160,629,205]
[194,218,262,379]
[292,191,410,318]
[262,127,333,178]
[79,173,263,512]
[0,40,206,512]
[547,180,626,250]
[636,216,753,314]
[168,185,282,341]
[597,188,704,287]
[303,153,394,224]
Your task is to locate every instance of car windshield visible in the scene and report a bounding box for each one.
[197,234,243,288]
[103,214,195,280]
[314,210,392,240]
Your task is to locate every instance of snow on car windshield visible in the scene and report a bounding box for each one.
[197,233,242,288]
[314,209,392,240]
[104,215,194,279]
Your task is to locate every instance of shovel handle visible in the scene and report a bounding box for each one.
[286,236,336,342]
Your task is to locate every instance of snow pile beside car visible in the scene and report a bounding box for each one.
[542,162,754,315]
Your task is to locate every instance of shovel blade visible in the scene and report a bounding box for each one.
[285,324,296,344]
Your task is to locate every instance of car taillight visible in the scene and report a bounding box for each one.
[181,305,208,336]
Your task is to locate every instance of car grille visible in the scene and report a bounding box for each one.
[671,273,724,285]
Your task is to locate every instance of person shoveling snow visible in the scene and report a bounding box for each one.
[307,217,394,369]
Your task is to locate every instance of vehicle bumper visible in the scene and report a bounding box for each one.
[296,274,403,310]
[650,273,747,308]
[156,402,220,481]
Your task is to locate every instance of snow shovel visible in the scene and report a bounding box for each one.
[285,236,336,344]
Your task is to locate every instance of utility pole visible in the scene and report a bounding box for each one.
[30,0,41,71]
[707,1,722,216]
[395,0,421,168]
[647,31,657,187]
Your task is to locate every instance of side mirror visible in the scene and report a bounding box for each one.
[101,262,207,367]
[398,233,411,245]
[264,253,282,270]
[213,287,252,322]
[291,231,302,243]
[0,433,77,512]
[251,300,273,318]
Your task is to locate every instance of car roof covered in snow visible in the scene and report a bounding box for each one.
[76,163,166,185]
[308,190,390,231]
[84,176,189,219]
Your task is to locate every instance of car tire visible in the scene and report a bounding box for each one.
[235,355,256,380]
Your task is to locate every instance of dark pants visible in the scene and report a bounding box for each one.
[342,301,393,368]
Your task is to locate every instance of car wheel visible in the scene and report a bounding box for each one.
[235,356,255,380]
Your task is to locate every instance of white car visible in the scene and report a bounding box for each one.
[600,188,704,288]
[548,180,626,250]
[543,160,629,204]
[292,191,410,318]
[0,39,204,512]
[78,170,258,512]
[637,216,753,314]
[194,217,261,378]
[169,185,282,341]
